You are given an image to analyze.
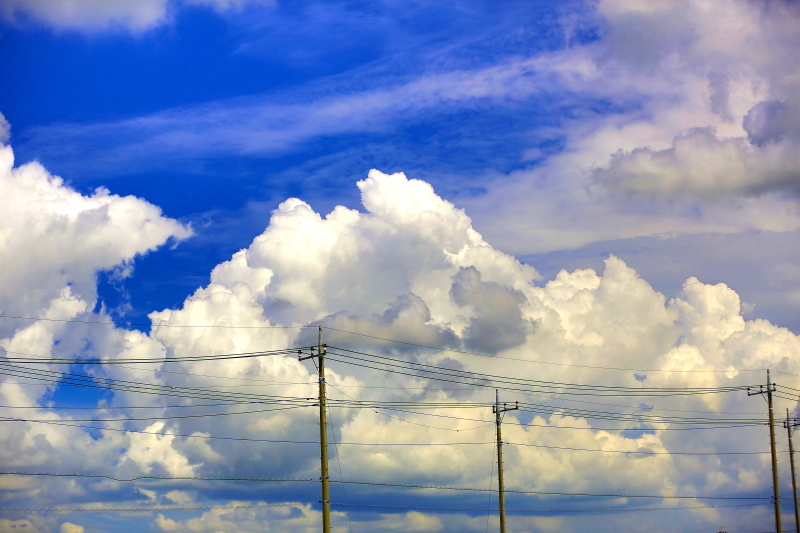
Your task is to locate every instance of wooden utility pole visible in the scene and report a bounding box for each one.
[748,369,782,533]
[300,326,331,533]
[493,390,518,533]
[785,409,800,532]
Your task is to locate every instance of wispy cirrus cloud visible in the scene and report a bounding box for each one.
[16,51,597,174]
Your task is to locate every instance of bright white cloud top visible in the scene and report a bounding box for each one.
[1,142,799,532]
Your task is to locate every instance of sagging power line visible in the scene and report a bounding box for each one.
[1,324,797,530]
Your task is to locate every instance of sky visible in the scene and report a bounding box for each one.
[1,1,800,532]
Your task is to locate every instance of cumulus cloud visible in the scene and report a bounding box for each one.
[450,267,529,353]
[0,140,190,472]
[152,172,797,532]
[589,0,800,200]
[462,0,800,253]
[0,144,191,338]
[2,167,799,532]
[312,293,459,353]
[9,0,800,258]
[58,523,84,533]
[207,169,537,330]
[593,127,800,198]
[6,1,800,530]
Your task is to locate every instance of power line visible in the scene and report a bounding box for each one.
[0,363,316,404]
[0,503,302,512]
[1,345,774,417]
[0,416,497,445]
[0,501,766,514]
[0,401,287,410]
[4,356,765,425]
[352,405,766,431]
[325,348,753,397]
[0,314,767,373]
[0,415,774,454]
[0,317,791,525]
[324,380,494,432]
[330,502,766,513]
[0,370,772,417]
[1,346,307,365]
[0,471,783,500]
[508,442,776,455]
[0,362,769,430]
[324,326,763,373]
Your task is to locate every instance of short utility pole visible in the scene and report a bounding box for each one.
[748,369,782,533]
[299,326,331,533]
[785,409,800,532]
[493,390,518,533]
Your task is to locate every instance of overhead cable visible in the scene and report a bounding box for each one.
[0,502,765,514]
[324,326,763,373]
[0,471,783,500]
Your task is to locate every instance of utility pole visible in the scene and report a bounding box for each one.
[785,409,800,532]
[299,326,331,533]
[493,390,518,533]
[748,369,782,533]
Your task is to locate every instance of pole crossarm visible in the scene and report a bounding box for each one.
[747,383,777,399]
[298,327,331,533]
[494,390,519,533]
[747,369,783,533]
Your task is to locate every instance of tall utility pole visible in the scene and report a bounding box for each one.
[493,390,518,533]
[748,369,782,533]
[785,409,800,532]
[300,326,331,533]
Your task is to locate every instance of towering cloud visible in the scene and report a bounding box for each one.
[2,162,798,532]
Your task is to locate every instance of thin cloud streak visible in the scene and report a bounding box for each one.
[16,52,597,173]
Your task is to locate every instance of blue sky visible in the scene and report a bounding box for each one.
[2,1,800,532]
[4,0,798,334]
[2,0,596,323]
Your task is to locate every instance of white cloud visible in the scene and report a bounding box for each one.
[58,523,84,533]
[18,0,799,258]
[586,0,800,201]
[0,143,191,338]
[152,505,333,532]
[462,0,800,254]
[0,0,173,32]
[581,0,800,201]
[128,170,800,533]
[0,0,274,33]
[205,169,537,330]
[17,53,586,172]
[2,3,800,531]
[122,422,197,476]
[593,127,800,198]
[2,123,799,533]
